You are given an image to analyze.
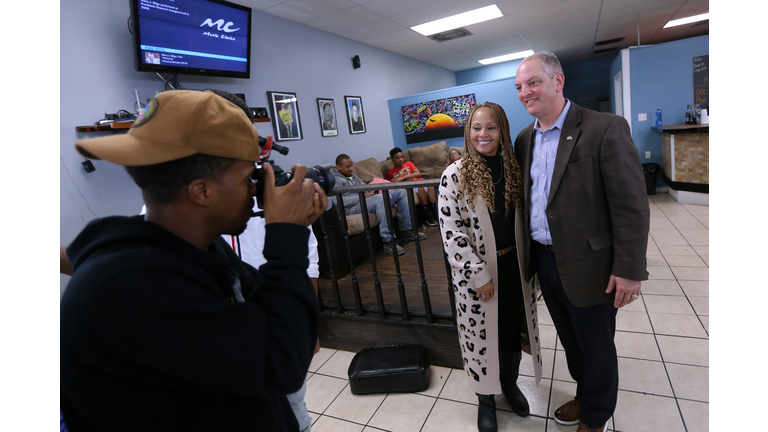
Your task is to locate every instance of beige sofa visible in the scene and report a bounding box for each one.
[350,141,463,185]
[313,141,463,275]
[341,140,464,234]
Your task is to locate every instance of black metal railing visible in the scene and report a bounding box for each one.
[315,179,455,323]
[313,179,463,367]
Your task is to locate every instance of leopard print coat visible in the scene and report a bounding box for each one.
[438,161,543,396]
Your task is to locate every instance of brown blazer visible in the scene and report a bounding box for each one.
[514,102,650,307]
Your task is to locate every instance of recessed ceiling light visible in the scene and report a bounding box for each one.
[411,5,503,36]
[478,50,534,65]
[663,12,709,28]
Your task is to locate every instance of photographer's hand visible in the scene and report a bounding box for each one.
[262,163,328,227]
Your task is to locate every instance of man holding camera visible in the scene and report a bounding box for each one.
[60,90,327,431]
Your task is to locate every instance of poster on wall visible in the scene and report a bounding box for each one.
[401,94,476,144]
[692,55,708,111]
[344,96,366,134]
[266,91,303,141]
[317,98,338,137]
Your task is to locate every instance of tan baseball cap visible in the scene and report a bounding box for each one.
[75,90,261,166]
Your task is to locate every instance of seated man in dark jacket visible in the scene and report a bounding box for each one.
[60,89,327,432]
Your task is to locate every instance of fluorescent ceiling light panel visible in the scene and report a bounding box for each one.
[411,5,503,36]
[478,50,534,65]
[663,12,709,28]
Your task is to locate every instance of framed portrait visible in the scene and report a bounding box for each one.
[344,95,366,134]
[316,98,338,137]
[266,91,303,141]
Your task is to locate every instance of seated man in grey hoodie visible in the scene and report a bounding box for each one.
[331,154,426,256]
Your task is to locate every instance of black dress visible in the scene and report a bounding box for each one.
[481,153,524,352]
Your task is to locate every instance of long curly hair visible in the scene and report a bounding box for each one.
[458,102,523,216]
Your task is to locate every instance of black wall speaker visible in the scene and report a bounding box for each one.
[352,55,361,69]
[251,107,268,118]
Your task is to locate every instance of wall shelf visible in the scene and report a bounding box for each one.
[76,117,270,133]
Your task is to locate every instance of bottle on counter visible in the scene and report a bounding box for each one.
[655,108,662,128]
[695,104,701,124]
[685,104,692,124]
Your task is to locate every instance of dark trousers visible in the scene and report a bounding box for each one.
[497,251,525,352]
[532,242,618,428]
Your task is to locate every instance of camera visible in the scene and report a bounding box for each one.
[251,136,336,216]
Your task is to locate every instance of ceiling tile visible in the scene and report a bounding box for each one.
[337,18,406,41]
[256,0,708,69]
[360,0,445,18]
[289,0,358,15]
[262,1,327,23]
[304,6,383,33]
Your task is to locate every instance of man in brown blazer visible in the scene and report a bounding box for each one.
[513,52,650,432]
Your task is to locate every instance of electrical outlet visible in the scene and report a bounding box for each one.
[645,151,651,159]
[638,113,647,121]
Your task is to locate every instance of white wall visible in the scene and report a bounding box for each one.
[59,0,456,290]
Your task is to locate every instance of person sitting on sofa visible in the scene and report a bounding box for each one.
[386,147,438,227]
[448,148,463,164]
[331,154,426,256]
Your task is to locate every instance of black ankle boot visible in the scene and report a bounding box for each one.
[424,205,438,226]
[477,394,498,432]
[499,348,530,417]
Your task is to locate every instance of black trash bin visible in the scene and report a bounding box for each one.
[642,163,661,195]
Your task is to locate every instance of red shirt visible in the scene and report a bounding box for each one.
[387,161,422,181]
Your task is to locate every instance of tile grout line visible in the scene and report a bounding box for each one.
[646,196,694,432]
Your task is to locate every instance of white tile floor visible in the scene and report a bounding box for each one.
[304,194,708,432]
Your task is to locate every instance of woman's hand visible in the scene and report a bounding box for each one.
[475,280,494,303]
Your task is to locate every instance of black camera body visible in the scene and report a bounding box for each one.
[251,135,336,216]
[251,161,335,216]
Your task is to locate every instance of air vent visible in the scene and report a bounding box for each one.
[593,47,619,54]
[595,36,625,46]
[428,27,472,42]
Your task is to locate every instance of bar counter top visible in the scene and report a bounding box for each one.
[651,123,709,134]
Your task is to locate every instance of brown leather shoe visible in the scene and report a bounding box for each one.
[576,421,607,432]
[554,399,580,425]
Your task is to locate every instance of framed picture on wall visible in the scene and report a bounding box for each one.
[317,98,338,137]
[266,91,303,141]
[401,93,476,144]
[344,95,366,134]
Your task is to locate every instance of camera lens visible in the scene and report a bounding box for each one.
[251,163,336,214]
[305,164,336,196]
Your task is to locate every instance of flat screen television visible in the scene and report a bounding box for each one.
[130,0,252,79]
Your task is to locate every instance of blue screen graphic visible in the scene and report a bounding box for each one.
[136,0,249,73]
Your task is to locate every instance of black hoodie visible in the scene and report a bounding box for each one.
[61,216,318,431]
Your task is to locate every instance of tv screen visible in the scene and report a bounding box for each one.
[401,94,476,144]
[130,0,252,79]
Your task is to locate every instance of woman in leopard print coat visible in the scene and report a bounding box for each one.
[438,102,542,432]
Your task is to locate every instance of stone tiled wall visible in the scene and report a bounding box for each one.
[661,132,709,184]
[662,134,672,178]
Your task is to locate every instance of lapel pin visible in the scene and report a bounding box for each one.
[566,135,573,140]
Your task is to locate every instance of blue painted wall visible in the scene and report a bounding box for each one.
[627,35,709,169]
[562,57,614,112]
[455,59,524,86]
[609,54,622,114]
[387,77,535,151]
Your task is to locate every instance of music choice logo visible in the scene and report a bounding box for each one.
[200,18,240,33]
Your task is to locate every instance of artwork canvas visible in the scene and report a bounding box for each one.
[401,94,476,144]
